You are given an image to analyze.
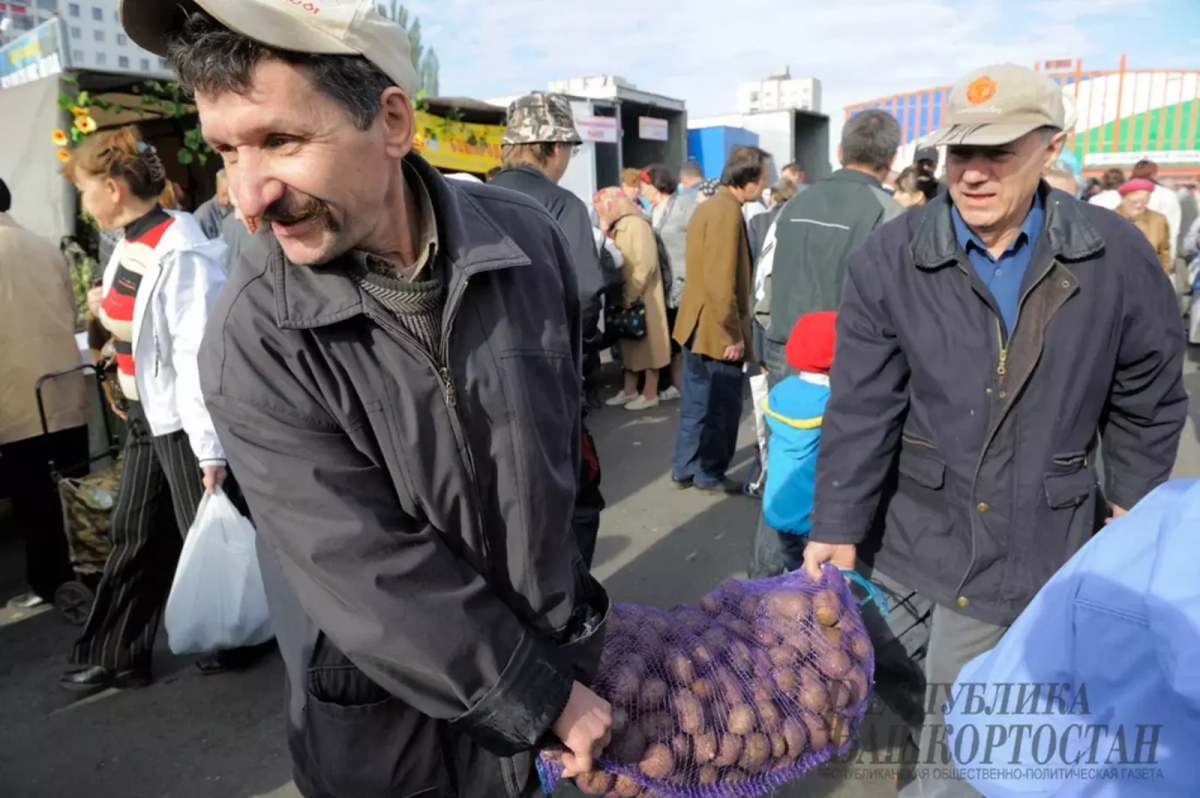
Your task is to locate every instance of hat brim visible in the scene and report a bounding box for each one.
[119,0,357,59]
[926,122,1043,148]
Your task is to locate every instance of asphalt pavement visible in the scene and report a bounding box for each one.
[2,351,1197,798]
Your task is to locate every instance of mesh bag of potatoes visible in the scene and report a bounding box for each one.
[537,564,877,797]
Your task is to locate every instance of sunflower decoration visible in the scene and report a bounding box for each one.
[56,149,72,164]
[412,132,427,151]
[70,106,89,117]
[74,115,98,134]
[52,129,69,146]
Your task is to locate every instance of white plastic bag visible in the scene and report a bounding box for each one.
[165,488,273,654]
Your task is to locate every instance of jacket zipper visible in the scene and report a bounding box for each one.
[959,257,1057,598]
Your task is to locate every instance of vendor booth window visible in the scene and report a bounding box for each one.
[69,3,80,16]
[91,6,102,21]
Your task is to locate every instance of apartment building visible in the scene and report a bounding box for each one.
[737,68,822,114]
[2,0,169,75]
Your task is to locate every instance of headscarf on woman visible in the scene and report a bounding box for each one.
[593,186,642,235]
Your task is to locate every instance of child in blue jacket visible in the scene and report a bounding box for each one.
[760,311,837,573]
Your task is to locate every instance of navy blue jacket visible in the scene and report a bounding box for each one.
[812,184,1187,626]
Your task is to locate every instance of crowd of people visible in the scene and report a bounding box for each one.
[0,2,1197,797]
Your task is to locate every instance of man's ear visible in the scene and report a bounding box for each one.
[1044,130,1067,169]
[380,87,415,160]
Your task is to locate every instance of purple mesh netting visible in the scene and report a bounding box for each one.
[537,565,876,798]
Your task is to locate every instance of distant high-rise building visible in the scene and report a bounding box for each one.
[1,0,169,76]
[737,68,822,114]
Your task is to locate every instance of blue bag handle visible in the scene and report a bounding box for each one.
[838,568,890,619]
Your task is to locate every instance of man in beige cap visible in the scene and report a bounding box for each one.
[804,64,1186,797]
[116,1,611,795]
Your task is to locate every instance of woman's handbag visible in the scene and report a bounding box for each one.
[605,299,648,340]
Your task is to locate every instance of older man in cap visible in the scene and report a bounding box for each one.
[116,0,612,795]
[491,93,619,567]
[804,64,1186,796]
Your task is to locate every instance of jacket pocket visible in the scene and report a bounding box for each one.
[1043,458,1094,509]
[302,662,451,798]
[898,446,946,490]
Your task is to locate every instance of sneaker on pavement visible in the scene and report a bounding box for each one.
[606,391,637,406]
[658,386,681,402]
[6,592,46,610]
[694,479,743,496]
[626,395,660,411]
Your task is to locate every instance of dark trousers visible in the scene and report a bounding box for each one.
[71,403,206,671]
[748,338,802,579]
[0,426,89,601]
[671,346,744,488]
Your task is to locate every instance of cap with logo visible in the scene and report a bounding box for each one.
[502,93,581,146]
[927,64,1066,148]
[117,0,419,97]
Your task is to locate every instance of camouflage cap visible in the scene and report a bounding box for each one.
[503,93,582,146]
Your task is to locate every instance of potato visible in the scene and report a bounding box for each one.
[698,764,719,786]
[639,678,669,706]
[714,668,746,705]
[691,677,715,701]
[638,742,674,779]
[738,593,763,619]
[723,768,750,785]
[626,653,648,677]
[771,667,797,693]
[813,589,841,627]
[700,593,722,616]
[667,654,695,686]
[798,680,830,713]
[766,590,812,621]
[782,717,808,760]
[676,609,710,635]
[756,700,782,732]
[674,690,706,735]
[849,637,871,665]
[728,703,757,735]
[726,618,755,640]
[701,626,729,651]
[739,732,771,772]
[690,644,716,669]
[671,732,692,762]
[830,715,853,747]
[817,649,852,680]
[693,731,718,764]
[647,612,671,634]
[611,774,642,798]
[769,644,800,668]
[635,627,661,652]
[750,681,774,705]
[639,711,675,739]
[756,625,782,648]
[713,733,745,767]
[816,624,844,652]
[843,666,870,705]
[611,707,630,737]
[727,640,753,673]
[574,770,614,795]
[607,726,646,764]
[770,731,789,758]
[611,667,641,701]
[803,712,830,749]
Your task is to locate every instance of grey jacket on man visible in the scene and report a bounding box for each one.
[812,185,1187,627]
[200,156,608,798]
[757,168,903,344]
[491,164,621,352]
[652,191,699,308]
[192,195,231,240]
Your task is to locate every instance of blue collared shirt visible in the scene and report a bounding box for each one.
[951,194,1044,337]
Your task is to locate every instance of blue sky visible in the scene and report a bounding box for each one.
[399,0,1197,133]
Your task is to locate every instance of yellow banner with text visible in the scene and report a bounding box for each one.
[413,110,504,174]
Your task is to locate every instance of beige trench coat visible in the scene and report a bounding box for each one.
[611,214,671,372]
[0,213,87,445]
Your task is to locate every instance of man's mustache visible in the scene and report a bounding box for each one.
[260,194,339,232]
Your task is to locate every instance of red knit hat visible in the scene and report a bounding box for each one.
[785,311,838,373]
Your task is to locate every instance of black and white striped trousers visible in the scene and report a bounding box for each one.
[70,401,205,672]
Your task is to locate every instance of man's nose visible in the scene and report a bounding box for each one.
[233,156,285,220]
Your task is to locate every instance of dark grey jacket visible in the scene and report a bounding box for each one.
[760,168,903,344]
[491,164,621,353]
[200,157,608,798]
[812,185,1187,626]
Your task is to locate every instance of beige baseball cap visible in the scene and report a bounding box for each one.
[118,0,419,97]
[927,64,1065,148]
